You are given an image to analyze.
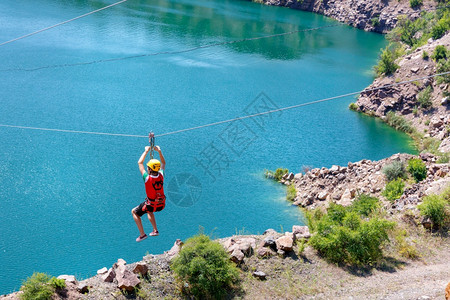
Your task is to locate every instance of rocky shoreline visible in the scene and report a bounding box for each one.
[283,153,449,210]
[355,32,450,153]
[250,0,437,33]
[1,227,313,299]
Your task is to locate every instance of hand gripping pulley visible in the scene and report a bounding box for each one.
[148,132,155,159]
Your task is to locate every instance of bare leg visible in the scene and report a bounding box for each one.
[147,212,158,233]
[131,208,146,237]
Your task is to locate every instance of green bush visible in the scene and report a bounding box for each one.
[410,0,422,8]
[407,158,427,182]
[387,16,424,47]
[264,168,289,181]
[349,103,358,111]
[286,184,296,201]
[382,160,407,182]
[418,194,450,228]
[20,273,54,300]
[436,58,450,84]
[432,11,450,39]
[274,168,289,181]
[431,22,448,40]
[432,45,448,61]
[171,234,239,299]
[382,178,405,202]
[49,277,66,290]
[385,111,414,134]
[350,194,380,217]
[375,47,399,76]
[417,86,433,109]
[371,17,380,27]
[265,168,289,182]
[422,51,429,60]
[308,202,395,266]
[419,137,441,154]
[437,152,450,163]
[394,229,419,259]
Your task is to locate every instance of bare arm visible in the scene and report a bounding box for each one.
[138,146,151,175]
[154,145,166,171]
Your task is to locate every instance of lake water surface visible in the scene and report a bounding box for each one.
[0,0,415,293]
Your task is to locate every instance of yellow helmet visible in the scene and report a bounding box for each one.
[147,159,161,171]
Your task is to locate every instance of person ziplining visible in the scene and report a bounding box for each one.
[131,132,166,242]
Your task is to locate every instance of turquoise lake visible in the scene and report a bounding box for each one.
[0,0,416,294]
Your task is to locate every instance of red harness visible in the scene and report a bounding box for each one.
[145,196,166,212]
[144,172,166,212]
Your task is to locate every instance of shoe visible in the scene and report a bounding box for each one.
[149,230,159,236]
[136,234,148,242]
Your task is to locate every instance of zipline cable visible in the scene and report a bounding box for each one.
[1,24,340,72]
[0,71,448,138]
[0,0,128,47]
[155,71,450,137]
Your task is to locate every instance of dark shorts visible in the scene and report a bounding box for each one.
[134,198,166,217]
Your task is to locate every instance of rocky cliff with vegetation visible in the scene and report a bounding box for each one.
[355,32,450,154]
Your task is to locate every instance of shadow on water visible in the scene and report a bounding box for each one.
[57,0,338,60]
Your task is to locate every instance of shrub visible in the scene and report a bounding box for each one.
[418,194,450,228]
[437,152,450,163]
[308,203,395,266]
[349,103,358,111]
[422,51,429,60]
[417,86,433,109]
[20,273,54,300]
[49,277,66,290]
[171,234,239,299]
[387,17,422,47]
[385,111,414,133]
[442,186,450,202]
[394,229,419,259]
[410,0,422,8]
[327,202,348,224]
[420,137,441,154]
[407,158,427,182]
[382,160,407,182]
[296,239,307,256]
[432,12,450,39]
[382,178,405,202]
[375,47,399,76]
[371,17,380,27]
[431,22,448,40]
[350,194,380,217]
[286,184,296,201]
[436,58,450,84]
[274,168,289,181]
[264,168,289,181]
[432,45,448,61]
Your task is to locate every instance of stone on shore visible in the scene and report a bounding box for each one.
[292,225,311,239]
[113,259,141,291]
[275,235,294,252]
[230,248,245,263]
[166,239,183,260]
[97,267,108,275]
[133,262,149,276]
[102,268,115,283]
[252,271,267,280]
[57,275,77,284]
